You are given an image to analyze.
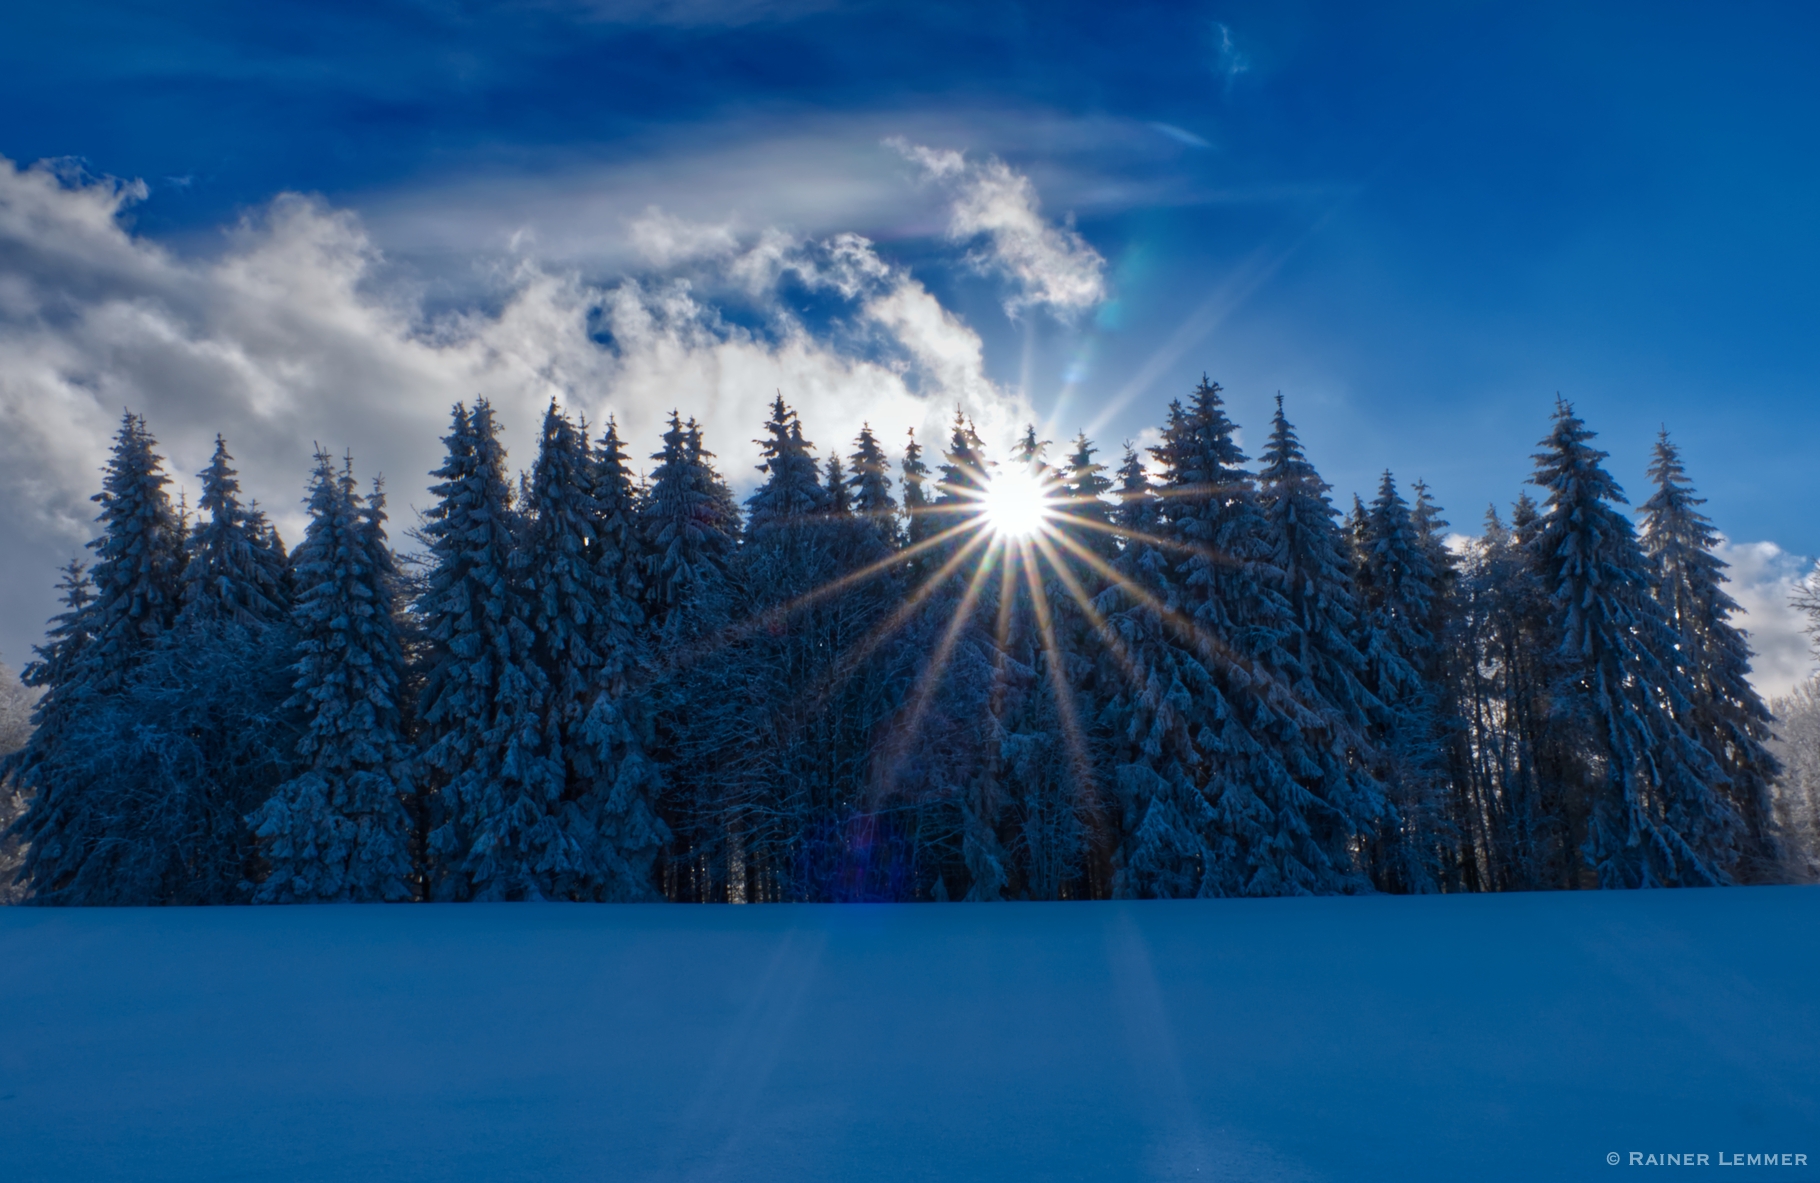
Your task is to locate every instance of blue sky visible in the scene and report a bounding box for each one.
[1,0,1816,686]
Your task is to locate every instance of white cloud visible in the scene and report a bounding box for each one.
[888,138,1108,319]
[1719,540,1819,701]
[0,156,1037,665]
[626,206,741,268]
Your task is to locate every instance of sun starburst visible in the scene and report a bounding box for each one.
[978,464,1056,539]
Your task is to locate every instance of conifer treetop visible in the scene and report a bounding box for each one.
[85,411,187,688]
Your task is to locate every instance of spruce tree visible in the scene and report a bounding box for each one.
[1058,432,1116,562]
[1159,379,1370,895]
[639,411,741,900]
[1450,507,1527,887]
[640,412,739,645]
[0,563,93,899]
[180,436,289,629]
[777,423,911,900]
[592,416,646,608]
[848,424,899,549]
[1482,476,1603,890]
[1353,472,1450,891]
[935,410,991,512]
[508,402,662,901]
[880,414,1009,900]
[525,406,603,860]
[1001,426,1105,899]
[933,413,1012,899]
[901,428,932,551]
[3,414,217,903]
[81,413,188,690]
[1640,431,1781,879]
[416,400,562,901]
[1097,433,1217,898]
[251,452,415,902]
[825,452,851,519]
[715,397,832,899]
[1257,400,1392,879]
[1531,401,1738,887]
[1258,400,1378,756]
[577,415,668,901]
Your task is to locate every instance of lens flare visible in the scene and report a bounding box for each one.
[979,465,1054,539]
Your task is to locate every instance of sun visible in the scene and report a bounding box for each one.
[978,465,1055,539]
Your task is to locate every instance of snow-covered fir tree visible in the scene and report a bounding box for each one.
[638,411,742,900]
[1156,378,1370,895]
[1000,425,1106,899]
[562,414,669,901]
[4,415,218,904]
[513,403,668,900]
[1639,431,1782,879]
[640,412,740,645]
[699,397,834,900]
[1531,400,1738,887]
[180,436,289,630]
[1352,471,1452,891]
[1257,400,1395,882]
[416,400,564,901]
[1058,432,1116,563]
[1447,497,1561,889]
[881,412,1013,901]
[900,428,932,553]
[1095,438,1215,898]
[1,561,95,891]
[250,452,415,902]
[75,413,188,689]
[848,424,900,550]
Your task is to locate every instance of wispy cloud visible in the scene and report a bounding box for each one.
[1149,123,1212,150]
[888,138,1109,320]
[1213,22,1251,88]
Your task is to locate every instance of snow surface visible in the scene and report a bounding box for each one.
[1,889,1816,1182]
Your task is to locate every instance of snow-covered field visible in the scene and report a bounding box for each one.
[1,889,1815,1182]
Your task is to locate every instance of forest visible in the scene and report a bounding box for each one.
[3,377,1817,904]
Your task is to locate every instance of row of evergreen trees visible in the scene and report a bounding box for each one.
[1,378,1785,903]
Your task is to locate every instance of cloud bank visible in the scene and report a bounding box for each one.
[0,152,1069,663]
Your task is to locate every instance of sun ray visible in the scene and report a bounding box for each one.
[1052,509,1244,569]
[1043,528,1245,674]
[1046,527,1331,730]
[745,516,987,631]
[1028,532,1147,694]
[1016,544,1098,812]
[800,528,998,725]
[654,517,990,680]
[994,539,1018,648]
[875,536,1004,797]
